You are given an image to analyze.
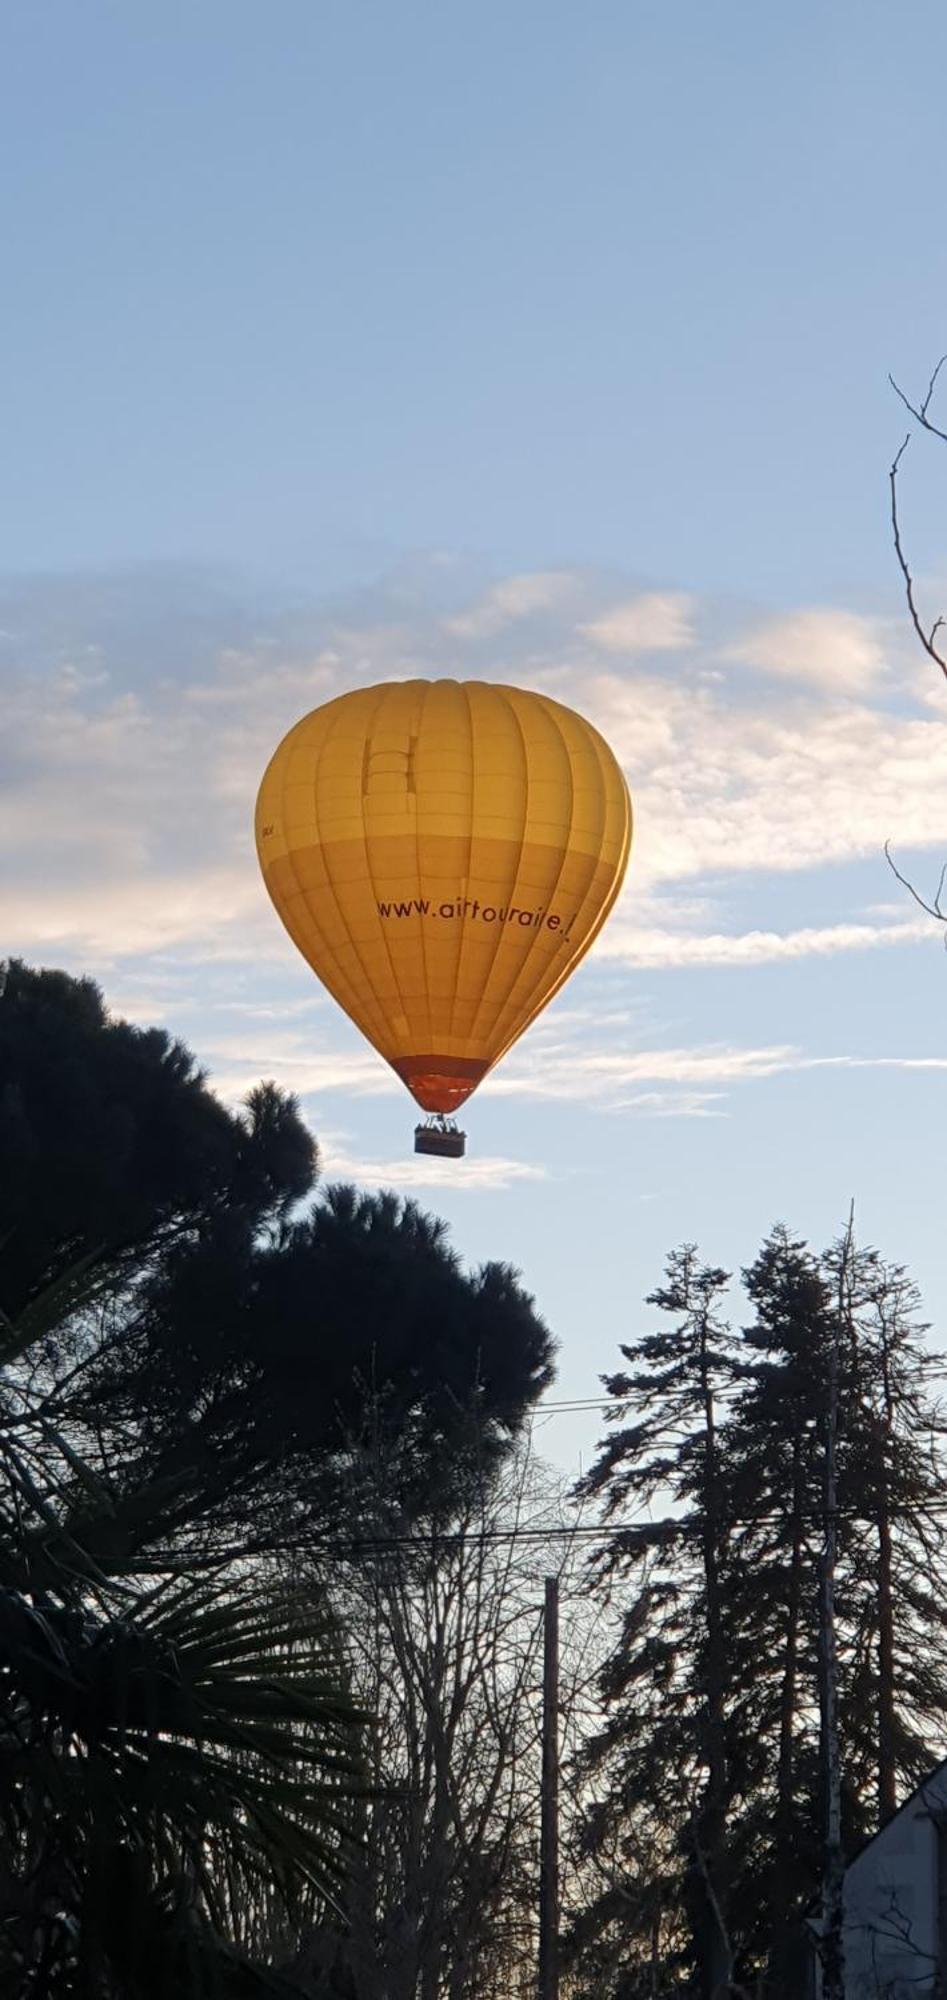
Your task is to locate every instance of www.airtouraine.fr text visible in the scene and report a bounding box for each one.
[377,896,576,943]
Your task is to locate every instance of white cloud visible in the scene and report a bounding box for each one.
[445,571,577,638]
[205,1036,397,1104]
[604,1088,727,1118]
[593,915,936,968]
[5,558,945,1167]
[199,1024,947,1134]
[488,1041,801,1101]
[580,592,694,655]
[320,1141,548,1192]
[728,608,887,693]
[564,667,947,889]
[495,1037,947,1105]
[812,1054,947,1074]
[201,1002,806,1114]
[5,562,946,1019]
[0,870,270,963]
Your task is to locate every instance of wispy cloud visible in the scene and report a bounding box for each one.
[444,571,577,639]
[811,1054,947,1074]
[4,560,944,1017]
[194,1000,815,1119]
[205,1035,398,1104]
[727,608,888,694]
[490,1036,947,1110]
[594,914,936,968]
[568,667,947,888]
[580,591,694,655]
[320,1137,548,1192]
[200,1017,812,1125]
[2,870,266,962]
[196,986,947,1126]
[490,1041,801,1102]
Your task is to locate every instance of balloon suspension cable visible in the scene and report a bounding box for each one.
[414,1114,467,1160]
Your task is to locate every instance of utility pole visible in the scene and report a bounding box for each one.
[539,1574,560,2000]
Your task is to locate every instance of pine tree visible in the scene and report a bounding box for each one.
[723,1226,831,1994]
[572,1246,739,1998]
[827,1238,947,1814]
[570,1224,947,1998]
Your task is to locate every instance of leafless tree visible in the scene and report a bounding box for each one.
[884,839,947,945]
[304,1419,592,2000]
[889,355,947,688]
[887,355,947,938]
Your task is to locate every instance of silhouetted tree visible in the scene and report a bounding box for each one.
[0,959,316,1314]
[570,1226,947,1999]
[0,964,555,1554]
[0,963,559,1995]
[573,1248,739,2000]
[0,1282,364,1999]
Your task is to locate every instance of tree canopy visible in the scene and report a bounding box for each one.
[0,959,317,1313]
[568,1225,947,1999]
[0,962,558,1996]
[0,962,555,1541]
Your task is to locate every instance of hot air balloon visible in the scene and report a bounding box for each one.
[255,680,631,1156]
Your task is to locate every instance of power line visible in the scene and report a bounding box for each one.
[534,1370,947,1418]
[535,1400,621,1413]
[283,1500,947,1560]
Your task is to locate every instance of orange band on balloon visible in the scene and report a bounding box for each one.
[391,1054,489,1114]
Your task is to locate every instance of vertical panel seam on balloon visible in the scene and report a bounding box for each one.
[308,699,389,1041]
[312,688,395,1057]
[302,706,383,1037]
[484,690,581,1064]
[423,679,465,1056]
[354,680,418,1053]
[494,718,631,1058]
[497,717,617,1050]
[442,677,475,1049]
[470,687,570,1050]
[357,680,426,1057]
[571,720,633,959]
[521,702,607,1006]
[445,677,477,1051]
[266,727,372,1037]
[485,700,588,1057]
[465,682,533,1050]
[412,678,434,1054]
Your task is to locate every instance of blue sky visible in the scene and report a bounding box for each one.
[4,1,947,1472]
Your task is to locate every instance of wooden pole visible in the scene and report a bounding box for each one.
[539,1574,560,2000]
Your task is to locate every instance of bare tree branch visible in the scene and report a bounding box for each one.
[889,354,947,441]
[884,841,947,943]
[322,1418,589,2000]
[889,435,947,684]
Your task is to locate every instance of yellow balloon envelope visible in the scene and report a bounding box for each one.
[255,680,632,1119]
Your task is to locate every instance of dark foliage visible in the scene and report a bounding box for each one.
[0,965,555,1551]
[100,1185,555,1523]
[568,1225,947,2000]
[0,959,317,1313]
[0,962,558,1994]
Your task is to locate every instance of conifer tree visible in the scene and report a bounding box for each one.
[828,1239,947,1815]
[571,1225,947,1998]
[573,1246,739,1998]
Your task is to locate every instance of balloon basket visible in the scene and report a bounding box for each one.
[414,1116,466,1160]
